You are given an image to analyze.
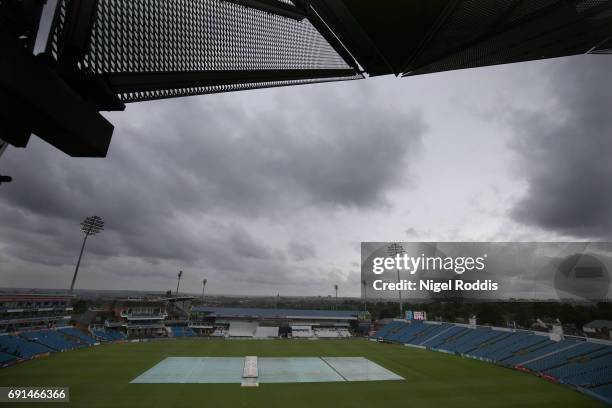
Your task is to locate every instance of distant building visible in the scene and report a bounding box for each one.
[109,299,168,338]
[0,293,74,332]
[190,307,361,338]
[583,320,612,339]
[73,308,113,332]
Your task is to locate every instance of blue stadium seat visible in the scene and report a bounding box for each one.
[441,329,503,354]
[373,321,405,339]
[370,320,612,395]
[91,329,125,342]
[0,334,52,358]
[0,351,17,364]
[58,327,97,345]
[20,330,81,351]
[410,323,452,345]
[427,326,470,348]
[524,342,607,372]
[507,338,578,366]
[467,332,518,359]
[592,383,612,401]
[170,326,196,337]
[546,348,612,387]
[393,322,428,343]
[107,331,126,340]
[471,332,549,363]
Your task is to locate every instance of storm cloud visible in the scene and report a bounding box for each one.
[508,56,612,239]
[2,54,612,297]
[0,81,426,294]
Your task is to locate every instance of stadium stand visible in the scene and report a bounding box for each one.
[383,321,417,343]
[411,323,453,345]
[211,327,227,337]
[313,328,336,338]
[228,321,258,338]
[554,354,612,387]
[21,329,82,351]
[254,326,279,339]
[58,327,97,345]
[291,326,313,338]
[469,332,536,360]
[426,325,470,348]
[0,351,17,365]
[374,320,405,339]
[374,320,612,404]
[91,329,110,342]
[111,331,127,340]
[313,327,351,338]
[419,324,461,346]
[170,326,196,337]
[448,329,510,354]
[91,329,126,342]
[0,333,52,358]
[592,383,612,400]
[522,341,607,372]
[395,322,431,343]
[504,338,579,366]
[492,334,550,363]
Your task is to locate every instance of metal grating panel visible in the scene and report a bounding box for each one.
[46,0,361,103]
[46,0,68,61]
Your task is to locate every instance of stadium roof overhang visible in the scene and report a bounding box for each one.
[2,0,612,158]
[162,296,198,302]
[0,293,75,301]
[192,307,360,320]
[286,315,357,321]
[310,0,612,77]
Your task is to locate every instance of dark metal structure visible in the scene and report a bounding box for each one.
[1,0,611,159]
[311,0,612,76]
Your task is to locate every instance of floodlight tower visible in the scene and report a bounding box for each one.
[362,279,367,312]
[334,284,338,310]
[176,270,183,295]
[201,278,207,302]
[69,215,104,292]
[387,243,405,318]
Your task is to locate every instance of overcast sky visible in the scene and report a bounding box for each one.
[1,54,612,297]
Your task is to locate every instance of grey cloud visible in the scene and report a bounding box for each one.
[508,56,612,238]
[228,229,284,261]
[0,82,426,292]
[287,241,316,261]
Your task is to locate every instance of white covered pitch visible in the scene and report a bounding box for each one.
[130,356,403,385]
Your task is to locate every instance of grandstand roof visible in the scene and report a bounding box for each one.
[191,307,359,320]
[311,0,612,77]
[0,293,74,301]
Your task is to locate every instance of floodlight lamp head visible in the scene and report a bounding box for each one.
[386,242,405,255]
[81,215,104,236]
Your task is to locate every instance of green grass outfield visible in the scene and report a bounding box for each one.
[0,339,606,408]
